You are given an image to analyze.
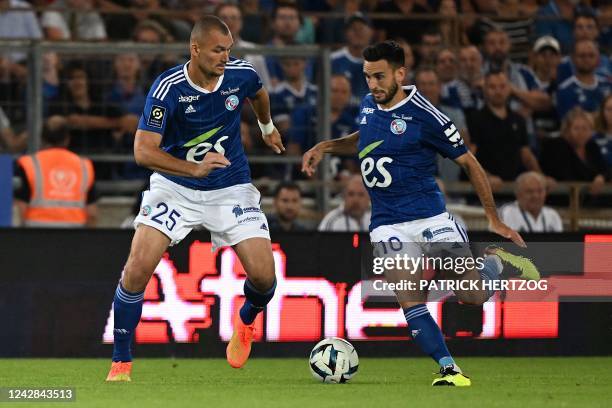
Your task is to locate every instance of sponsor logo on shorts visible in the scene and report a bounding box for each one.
[233,205,262,218]
[147,105,166,128]
[260,223,268,231]
[225,95,239,111]
[141,205,152,216]
[422,226,454,241]
[238,216,261,225]
[390,118,407,135]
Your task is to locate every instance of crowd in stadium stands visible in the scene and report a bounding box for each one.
[1,0,611,228]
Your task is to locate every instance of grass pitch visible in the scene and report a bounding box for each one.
[0,358,610,408]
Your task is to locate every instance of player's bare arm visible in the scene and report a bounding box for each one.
[454,151,526,247]
[249,87,285,154]
[301,131,360,176]
[134,129,230,178]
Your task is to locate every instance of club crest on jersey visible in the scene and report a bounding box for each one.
[390,118,407,135]
[141,205,152,216]
[225,95,239,111]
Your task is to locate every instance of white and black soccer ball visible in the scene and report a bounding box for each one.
[308,337,359,383]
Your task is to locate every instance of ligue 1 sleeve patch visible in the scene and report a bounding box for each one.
[147,105,166,128]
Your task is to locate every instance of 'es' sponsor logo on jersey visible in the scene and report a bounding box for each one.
[225,95,239,111]
[178,95,200,103]
[220,87,240,95]
[361,107,375,114]
[390,119,407,135]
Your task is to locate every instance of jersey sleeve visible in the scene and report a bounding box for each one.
[137,75,176,135]
[417,102,468,159]
[245,66,263,99]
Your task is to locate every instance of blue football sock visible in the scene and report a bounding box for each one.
[479,255,502,299]
[112,282,144,362]
[404,304,456,369]
[239,278,276,325]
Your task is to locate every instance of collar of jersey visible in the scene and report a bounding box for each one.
[377,85,417,111]
[183,62,224,94]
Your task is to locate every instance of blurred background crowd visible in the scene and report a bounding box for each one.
[1,0,611,231]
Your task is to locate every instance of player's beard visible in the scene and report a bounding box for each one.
[376,82,399,105]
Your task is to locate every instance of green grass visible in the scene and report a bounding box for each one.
[0,358,610,408]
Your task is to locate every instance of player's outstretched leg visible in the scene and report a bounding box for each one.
[402,302,471,387]
[106,225,170,382]
[227,238,276,368]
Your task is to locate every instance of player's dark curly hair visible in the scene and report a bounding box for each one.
[362,41,405,69]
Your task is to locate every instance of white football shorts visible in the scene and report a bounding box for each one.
[134,173,270,249]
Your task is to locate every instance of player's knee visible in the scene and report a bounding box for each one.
[123,255,155,290]
[248,273,276,292]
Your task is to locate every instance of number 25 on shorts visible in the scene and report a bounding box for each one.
[150,202,181,231]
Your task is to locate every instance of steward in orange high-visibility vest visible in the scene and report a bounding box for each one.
[14,125,98,227]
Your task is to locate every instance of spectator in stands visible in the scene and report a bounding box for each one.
[394,37,415,85]
[41,0,107,41]
[457,45,484,111]
[467,70,542,187]
[105,53,145,118]
[438,0,468,46]
[318,174,371,232]
[131,20,177,88]
[101,0,183,41]
[557,11,611,83]
[0,105,26,153]
[46,63,124,179]
[373,0,430,45]
[499,171,563,232]
[465,0,535,60]
[483,28,551,115]
[0,0,42,83]
[266,2,304,86]
[555,40,612,119]
[237,0,267,44]
[436,48,472,111]
[14,123,98,227]
[270,56,317,141]
[267,182,306,232]
[594,95,612,170]
[0,0,42,62]
[415,68,471,181]
[331,12,373,108]
[541,107,608,194]
[215,3,271,88]
[535,0,577,53]
[416,29,443,69]
[531,36,563,139]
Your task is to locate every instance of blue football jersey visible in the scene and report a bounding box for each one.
[357,86,468,230]
[331,47,369,107]
[137,58,262,190]
[555,75,611,118]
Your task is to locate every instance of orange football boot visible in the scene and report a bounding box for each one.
[105,361,132,382]
[226,316,256,368]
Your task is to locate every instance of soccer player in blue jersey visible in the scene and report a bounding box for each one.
[302,41,540,386]
[105,16,285,381]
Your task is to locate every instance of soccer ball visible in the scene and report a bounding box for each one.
[308,337,359,383]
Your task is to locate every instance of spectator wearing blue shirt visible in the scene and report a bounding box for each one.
[457,45,485,111]
[265,2,304,87]
[270,56,317,139]
[556,40,612,119]
[557,12,612,83]
[436,48,473,111]
[594,94,612,171]
[331,12,373,108]
[483,29,551,115]
[535,0,576,53]
[531,36,563,139]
